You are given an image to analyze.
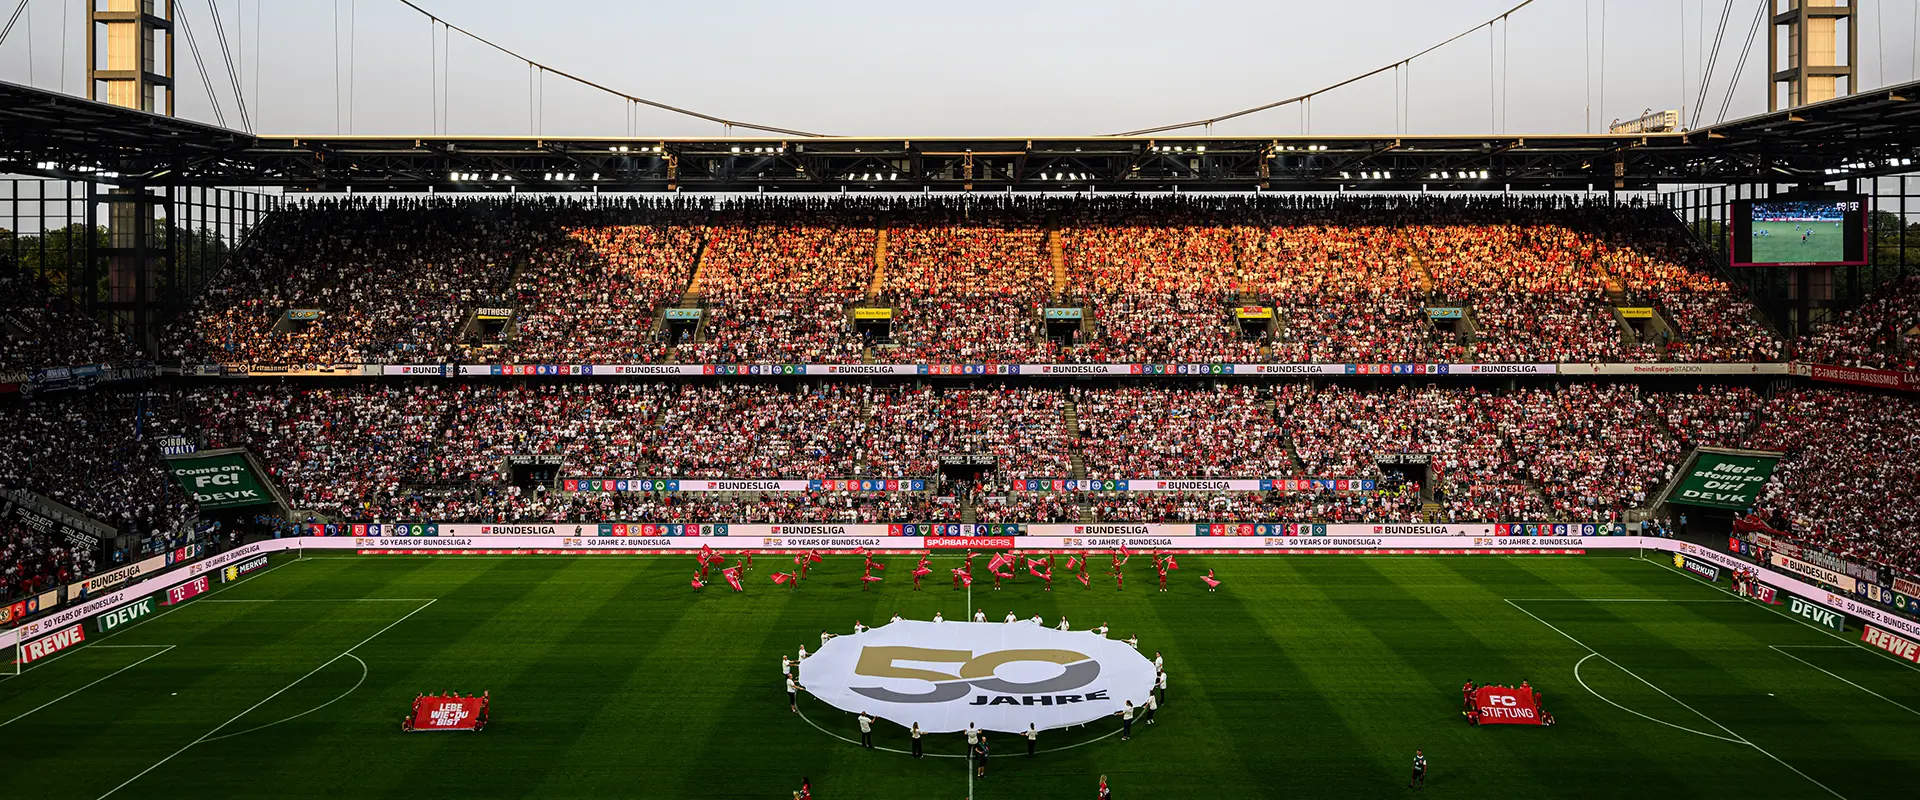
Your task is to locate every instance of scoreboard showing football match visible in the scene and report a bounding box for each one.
[1729,195,1868,267]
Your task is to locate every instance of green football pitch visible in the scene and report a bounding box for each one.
[1749,220,1847,264]
[3,552,1916,799]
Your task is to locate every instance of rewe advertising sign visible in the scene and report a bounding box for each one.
[798,621,1156,733]
[20,624,85,664]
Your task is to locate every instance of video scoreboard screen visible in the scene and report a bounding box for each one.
[1730,196,1868,267]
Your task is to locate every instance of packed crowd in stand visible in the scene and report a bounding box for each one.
[158,381,1695,527]
[1795,273,1920,370]
[1059,216,1259,363]
[0,392,191,540]
[156,195,1813,366]
[15,192,1920,603]
[0,391,189,600]
[0,513,91,602]
[682,214,876,364]
[496,224,701,364]
[1740,388,1920,573]
[1074,386,1292,479]
[0,272,142,371]
[8,376,1920,584]
[166,204,526,364]
[879,224,1054,363]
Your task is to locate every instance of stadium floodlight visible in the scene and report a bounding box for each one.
[1196,146,1206,153]
[1339,171,1350,179]
[890,173,898,180]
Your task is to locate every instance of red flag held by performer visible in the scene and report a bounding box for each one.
[770,571,794,585]
[723,566,744,592]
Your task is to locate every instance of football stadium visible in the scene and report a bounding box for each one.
[2,2,1920,798]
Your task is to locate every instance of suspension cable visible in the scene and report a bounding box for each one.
[1716,0,1769,124]
[1692,0,1736,130]
[1108,0,1540,136]
[392,0,826,137]
[175,1,229,128]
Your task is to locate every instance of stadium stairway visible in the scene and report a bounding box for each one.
[1048,230,1068,298]
[1063,399,1087,482]
[1611,306,1645,349]
[869,227,888,299]
[1270,395,1308,473]
[1411,254,1435,295]
[680,239,709,304]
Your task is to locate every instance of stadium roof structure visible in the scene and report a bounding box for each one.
[0,79,256,184]
[2,78,1916,193]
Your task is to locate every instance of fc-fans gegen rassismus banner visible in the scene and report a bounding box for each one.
[1671,452,1779,509]
[797,620,1156,734]
[165,452,274,510]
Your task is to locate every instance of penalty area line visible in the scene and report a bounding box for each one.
[1768,645,1920,718]
[1636,556,1920,675]
[1501,598,1745,603]
[0,558,310,684]
[94,599,436,800]
[1506,599,1848,800]
[0,645,176,729]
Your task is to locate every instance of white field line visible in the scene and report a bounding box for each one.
[1571,653,1742,743]
[1635,555,1920,675]
[1503,598,1744,602]
[1769,645,1920,717]
[95,599,436,800]
[202,654,371,742]
[199,598,438,603]
[1506,598,1847,800]
[0,557,303,683]
[0,645,176,728]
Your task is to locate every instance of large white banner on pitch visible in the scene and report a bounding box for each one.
[798,620,1156,734]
